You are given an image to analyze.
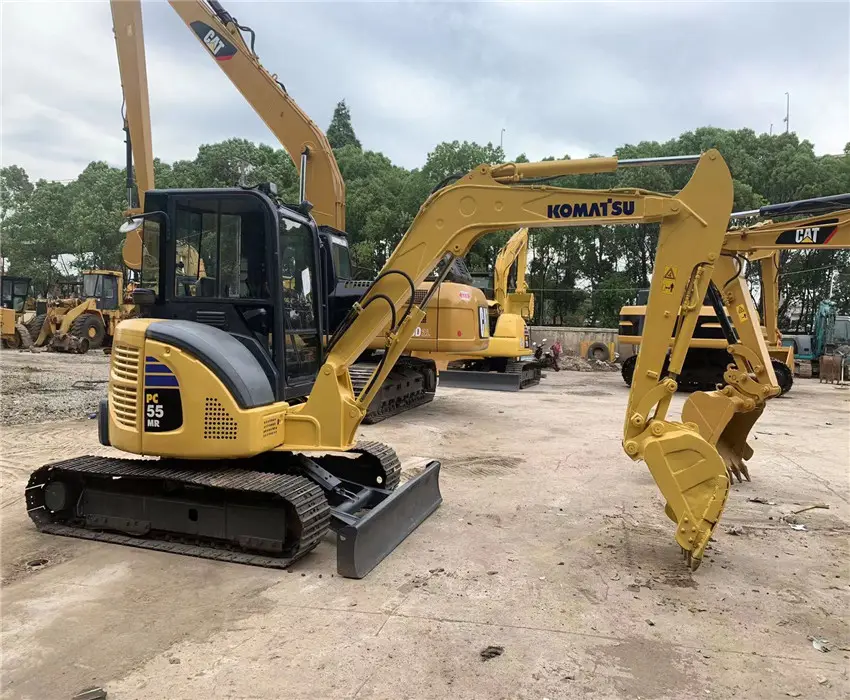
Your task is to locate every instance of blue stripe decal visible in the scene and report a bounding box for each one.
[144,375,179,388]
[145,356,158,362]
[145,363,173,374]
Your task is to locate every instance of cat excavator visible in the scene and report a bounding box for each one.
[27,148,762,575]
[113,0,490,422]
[422,227,542,390]
[620,194,850,396]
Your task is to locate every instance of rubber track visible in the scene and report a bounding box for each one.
[352,440,402,491]
[350,360,435,424]
[506,360,541,389]
[26,455,331,569]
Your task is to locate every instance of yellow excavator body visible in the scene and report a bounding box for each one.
[27,149,759,576]
[417,227,541,389]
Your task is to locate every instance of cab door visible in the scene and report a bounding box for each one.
[278,216,323,394]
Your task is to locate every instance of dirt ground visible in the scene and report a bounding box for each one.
[1,350,848,700]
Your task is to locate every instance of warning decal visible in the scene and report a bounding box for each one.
[661,266,677,295]
[735,303,749,322]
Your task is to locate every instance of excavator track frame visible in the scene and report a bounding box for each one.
[26,441,441,578]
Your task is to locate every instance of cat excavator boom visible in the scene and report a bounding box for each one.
[27,150,746,575]
[493,227,533,318]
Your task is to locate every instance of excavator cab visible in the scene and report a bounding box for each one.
[82,272,121,311]
[1,276,32,313]
[135,185,324,402]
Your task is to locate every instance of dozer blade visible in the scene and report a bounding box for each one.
[682,390,761,483]
[640,424,730,570]
[438,369,523,391]
[335,461,442,579]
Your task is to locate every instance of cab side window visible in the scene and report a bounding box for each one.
[174,209,218,298]
[280,218,319,378]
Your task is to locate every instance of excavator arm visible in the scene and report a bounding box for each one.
[111,0,155,269]
[279,151,734,567]
[493,227,533,318]
[166,0,345,230]
[681,204,850,484]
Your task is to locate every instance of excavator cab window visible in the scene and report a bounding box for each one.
[329,234,352,280]
[83,274,103,299]
[83,273,120,311]
[101,275,119,310]
[279,217,321,379]
[175,209,218,298]
[1,277,31,312]
[140,220,161,291]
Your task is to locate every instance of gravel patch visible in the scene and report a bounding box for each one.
[0,349,110,425]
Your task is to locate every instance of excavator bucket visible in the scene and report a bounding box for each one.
[335,461,442,578]
[681,385,762,484]
[640,423,729,569]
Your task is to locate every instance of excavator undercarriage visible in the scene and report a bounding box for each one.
[28,440,441,578]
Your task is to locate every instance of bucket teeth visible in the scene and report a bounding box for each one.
[682,390,761,485]
[725,459,751,484]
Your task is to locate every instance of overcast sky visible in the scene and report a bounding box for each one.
[2,0,848,183]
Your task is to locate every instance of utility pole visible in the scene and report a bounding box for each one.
[500,128,505,151]
[769,123,773,136]
[784,92,790,134]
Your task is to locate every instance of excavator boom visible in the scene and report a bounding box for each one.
[493,227,531,316]
[168,0,345,230]
[111,0,155,269]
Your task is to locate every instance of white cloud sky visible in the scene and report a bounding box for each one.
[2,0,848,183]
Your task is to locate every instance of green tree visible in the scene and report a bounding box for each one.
[327,100,361,151]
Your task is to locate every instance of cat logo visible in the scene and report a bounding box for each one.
[795,226,821,244]
[190,21,237,61]
[774,219,838,246]
[203,30,226,56]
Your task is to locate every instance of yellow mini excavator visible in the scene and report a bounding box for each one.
[113,0,491,423]
[28,148,763,575]
[416,227,543,391]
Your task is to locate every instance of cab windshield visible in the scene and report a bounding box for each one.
[83,274,102,298]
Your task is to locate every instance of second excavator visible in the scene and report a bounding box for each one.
[420,228,543,391]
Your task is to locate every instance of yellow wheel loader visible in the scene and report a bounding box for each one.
[27,149,763,575]
[28,270,136,353]
[111,0,490,423]
[0,275,35,349]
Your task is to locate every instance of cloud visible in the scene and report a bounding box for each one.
[2,0,847,183]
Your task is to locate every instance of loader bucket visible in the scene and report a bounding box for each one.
[681,390,762,483]
[335,461,442,579]
[641,424,730,570]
